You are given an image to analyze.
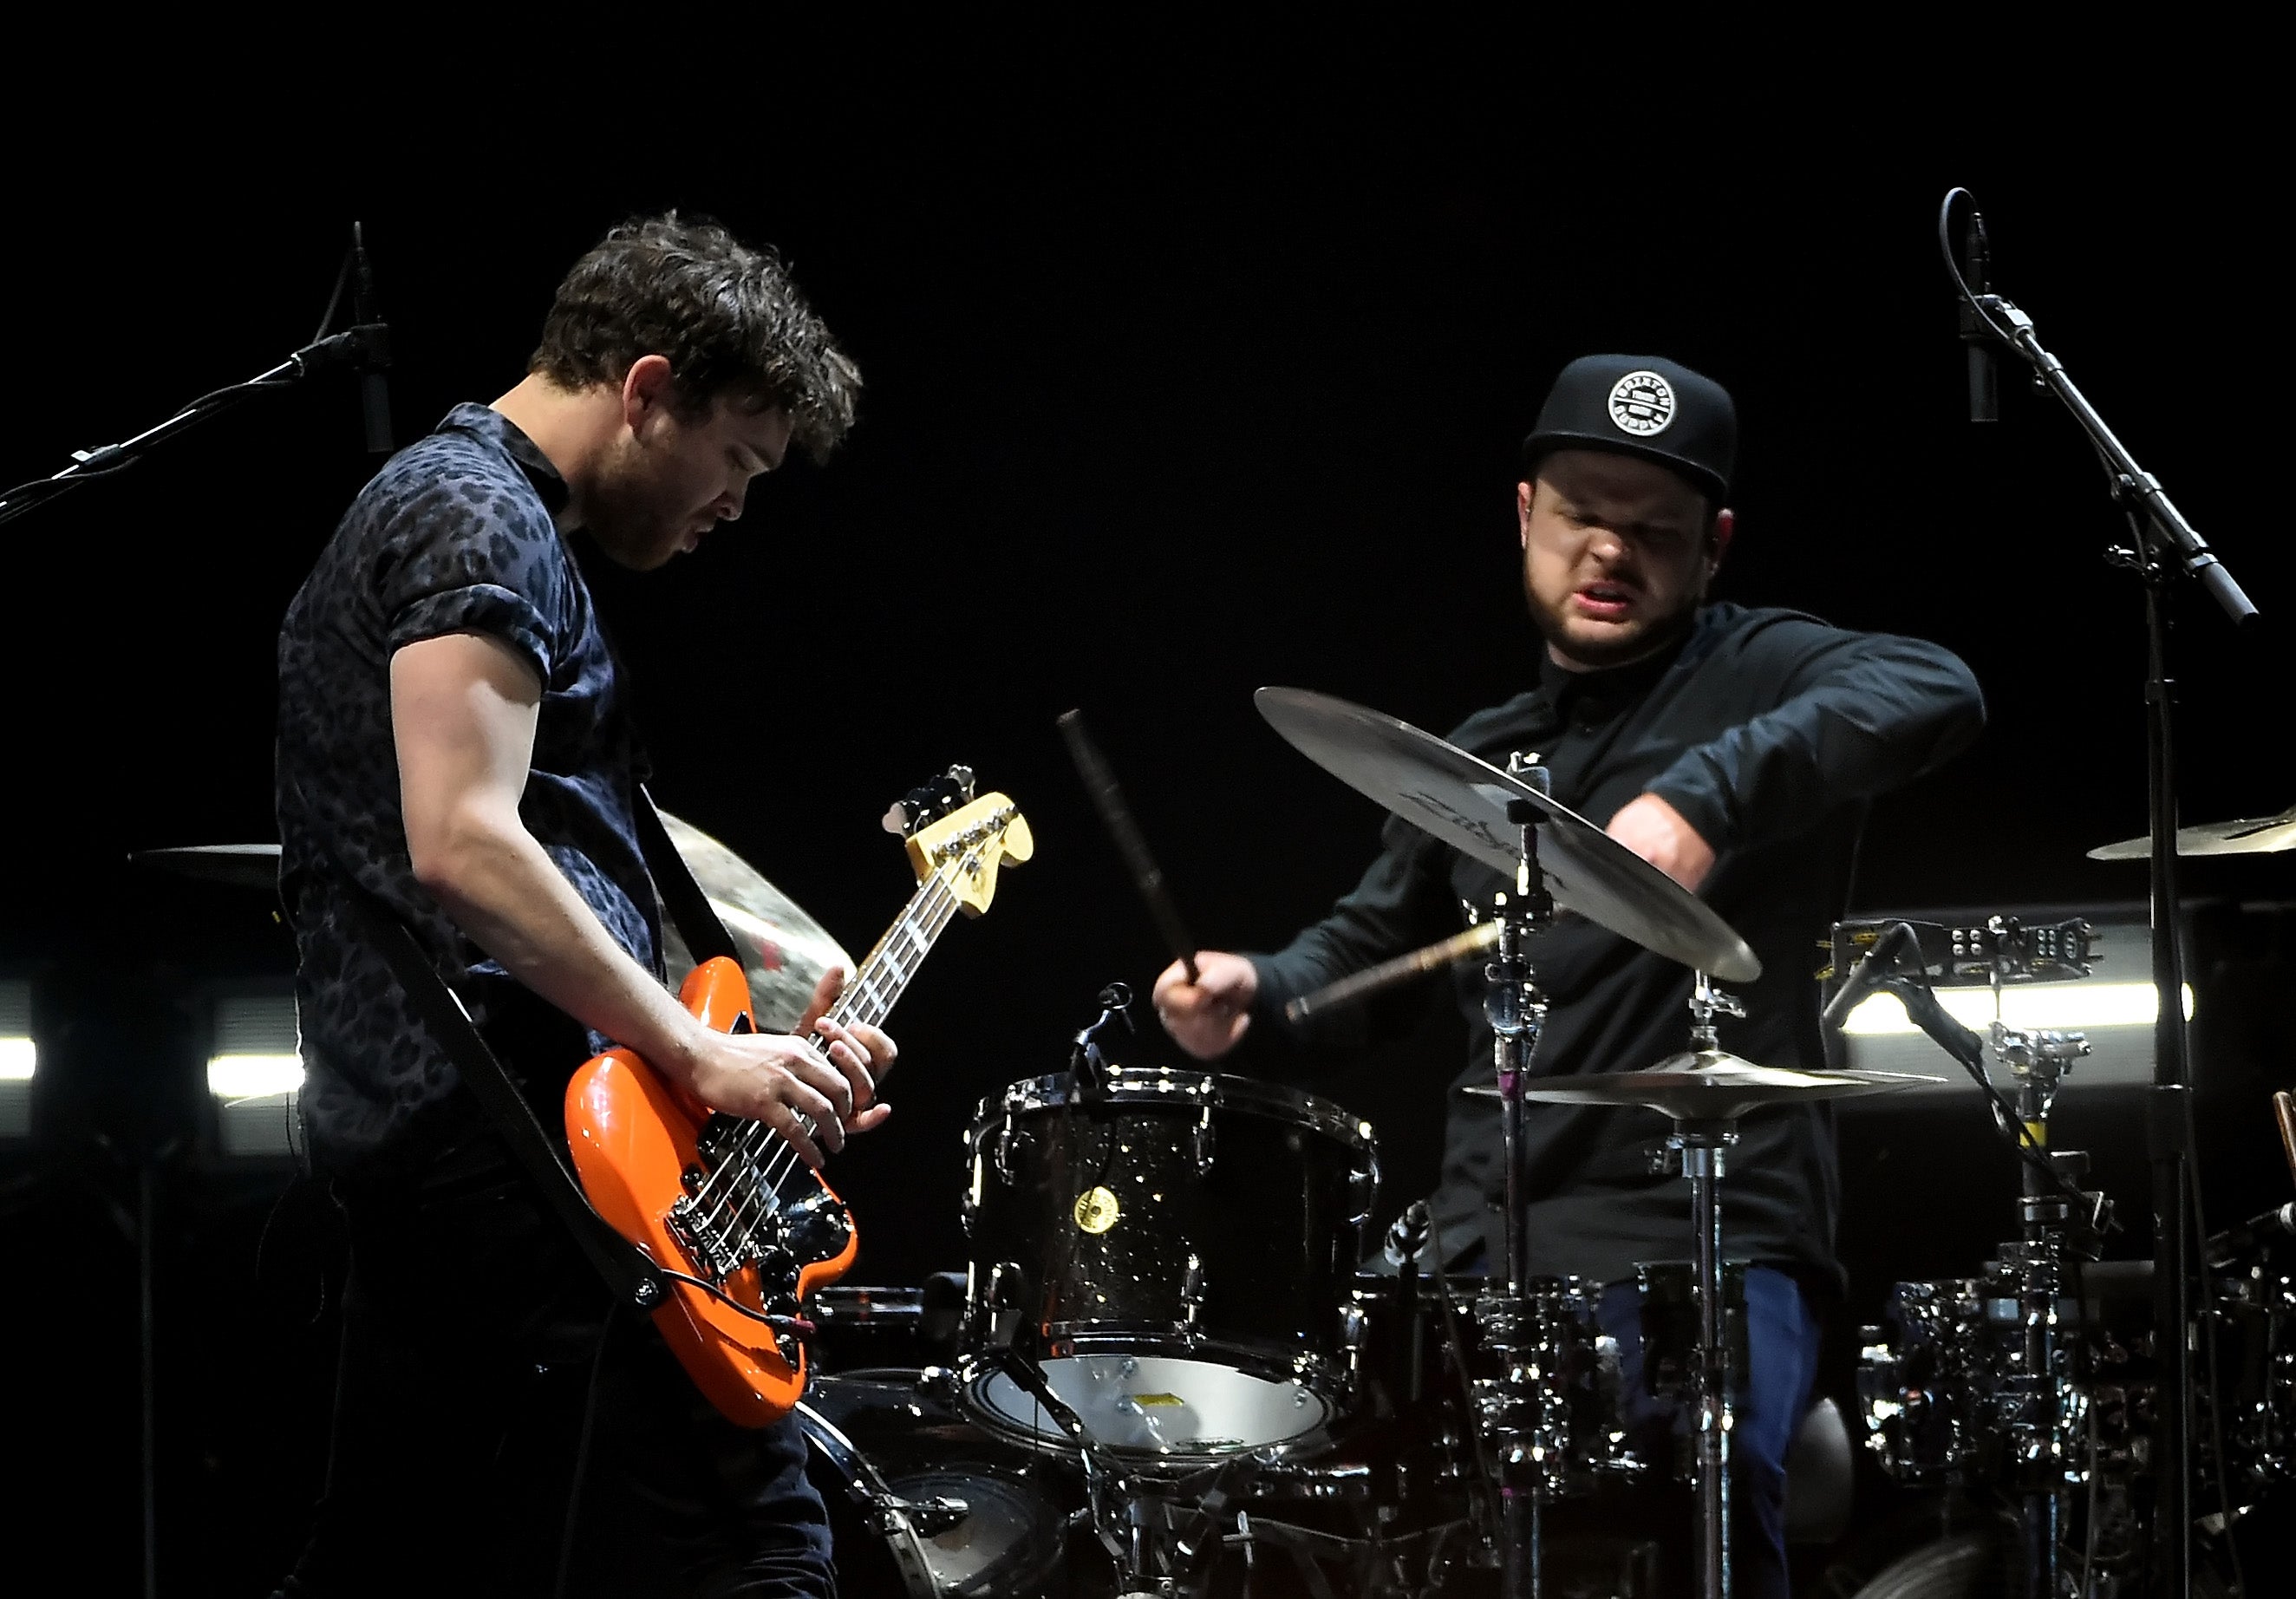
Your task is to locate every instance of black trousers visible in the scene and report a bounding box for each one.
[278,1119,835,1598]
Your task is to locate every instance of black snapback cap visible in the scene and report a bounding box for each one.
[1519,355,1737,505]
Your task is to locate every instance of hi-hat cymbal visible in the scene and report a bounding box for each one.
[1255,687,1761,982]
[2087,807,2296,860]
[653,812,853,1033]
[1465,1056,1939,1121]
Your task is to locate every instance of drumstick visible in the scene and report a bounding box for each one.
[1284,920,1503,1022]
[2276,1091,2296,1191]
[1056,709,1200,983]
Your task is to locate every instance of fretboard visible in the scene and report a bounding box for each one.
[811,867,961,1044]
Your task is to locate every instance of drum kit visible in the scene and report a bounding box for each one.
[784,690,1954,1599]
[139,700,2296,1598]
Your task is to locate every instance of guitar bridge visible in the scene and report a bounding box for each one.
[666,1193,748,1282]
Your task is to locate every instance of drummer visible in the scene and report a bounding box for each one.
[1153,354,1985,1597]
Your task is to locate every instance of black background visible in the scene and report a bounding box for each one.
[3,52,2292,1593]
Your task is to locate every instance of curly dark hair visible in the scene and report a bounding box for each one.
[530,213,860,461]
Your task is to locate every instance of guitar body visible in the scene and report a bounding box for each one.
[564,781,1031,1429]
[564,956,858,1428]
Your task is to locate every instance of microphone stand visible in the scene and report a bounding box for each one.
[0,228,391,530]
[1941,188,2260,1599]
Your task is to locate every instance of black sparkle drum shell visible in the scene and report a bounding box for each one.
[961,1068,1379,1455]
[799,1370,1079,1598]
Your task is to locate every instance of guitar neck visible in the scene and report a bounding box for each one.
[813,869,960,1039]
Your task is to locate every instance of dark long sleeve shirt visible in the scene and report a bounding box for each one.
[1245,601,1986,1290]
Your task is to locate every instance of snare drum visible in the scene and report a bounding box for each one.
[959,1067,1379,1459]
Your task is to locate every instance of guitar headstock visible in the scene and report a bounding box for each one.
[894,767,1033,917]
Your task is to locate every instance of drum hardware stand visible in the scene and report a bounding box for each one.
[1987,1019,2097,1599]
[1945,190,2262,1599]
[1670,973,1746,1599]
[1475,779,1557,1599]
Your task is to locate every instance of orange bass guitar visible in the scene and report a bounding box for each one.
[564,776,1031,1427]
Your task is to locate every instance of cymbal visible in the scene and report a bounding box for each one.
[654,812,853,1033]
[1464,1055,1939,1121]
[134,821,853,1034]
[1256,688,1762,982]
[2087,806,2296,860]
[132,843,280,891]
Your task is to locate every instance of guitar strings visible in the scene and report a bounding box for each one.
[703,863,963,1214]
[695,862,971,1249]
[705,868,968,1255]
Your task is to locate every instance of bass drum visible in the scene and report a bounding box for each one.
[798,1369,1084,1598]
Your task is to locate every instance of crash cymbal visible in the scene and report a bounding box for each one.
[2087,806,2296,860]
[654,811,853,1033]
[1255,687,1761,982]
[1464,1057,1938,1121]
[132,824,853,1034]
[132,843,281,891]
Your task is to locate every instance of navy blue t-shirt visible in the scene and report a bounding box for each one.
[276,404,661,1170]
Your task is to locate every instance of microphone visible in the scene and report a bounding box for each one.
[1382,1200,1432,1271]
[1822,920,1918,1033]
[352,222,395,457]
[1960,208,1997,423]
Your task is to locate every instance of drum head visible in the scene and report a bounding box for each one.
[967,1353,1333,1458]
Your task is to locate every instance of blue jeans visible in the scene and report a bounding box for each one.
[1596,1264,1824,1599]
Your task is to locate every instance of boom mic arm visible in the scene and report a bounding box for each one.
[1821,919,1920,1033]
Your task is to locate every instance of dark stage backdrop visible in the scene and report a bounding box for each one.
[3,83,2292,1590]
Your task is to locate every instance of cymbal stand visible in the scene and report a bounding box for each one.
[1988,1019,2095,1599]
[1477,790,1556,1599]
[1673,975,1744,1599]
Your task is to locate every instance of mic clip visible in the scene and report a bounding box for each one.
[1070,982,1134,1094]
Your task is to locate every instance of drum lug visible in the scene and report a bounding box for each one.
[1183,1251,1205,1330]
[994,1112,1019,1184]
[1347,1151,1380,1227]
[1192,1106,1216,1174]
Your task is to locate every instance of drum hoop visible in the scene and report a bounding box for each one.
[1027,1324,1352,1388]
[969,1067,1375,1150]
[950,1348,1342,1462]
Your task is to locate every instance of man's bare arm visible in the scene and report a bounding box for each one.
[389,631,893,1163]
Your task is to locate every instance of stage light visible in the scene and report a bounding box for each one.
[208,994,303,1159]
[206,1054,304,1098]
[2,980,31,1139]
[1834,906,2206,1093]
[1841,982,2195,1035]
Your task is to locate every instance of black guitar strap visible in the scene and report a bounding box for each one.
[324,786,740,1315]
[631,784,746,973]
[338,883,667,1313]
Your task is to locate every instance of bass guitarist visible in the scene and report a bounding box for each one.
[272,214,890,1598]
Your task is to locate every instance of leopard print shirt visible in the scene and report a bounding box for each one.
[276,403,661,1170]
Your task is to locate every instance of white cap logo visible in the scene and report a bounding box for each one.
[1608,370,1676,437]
